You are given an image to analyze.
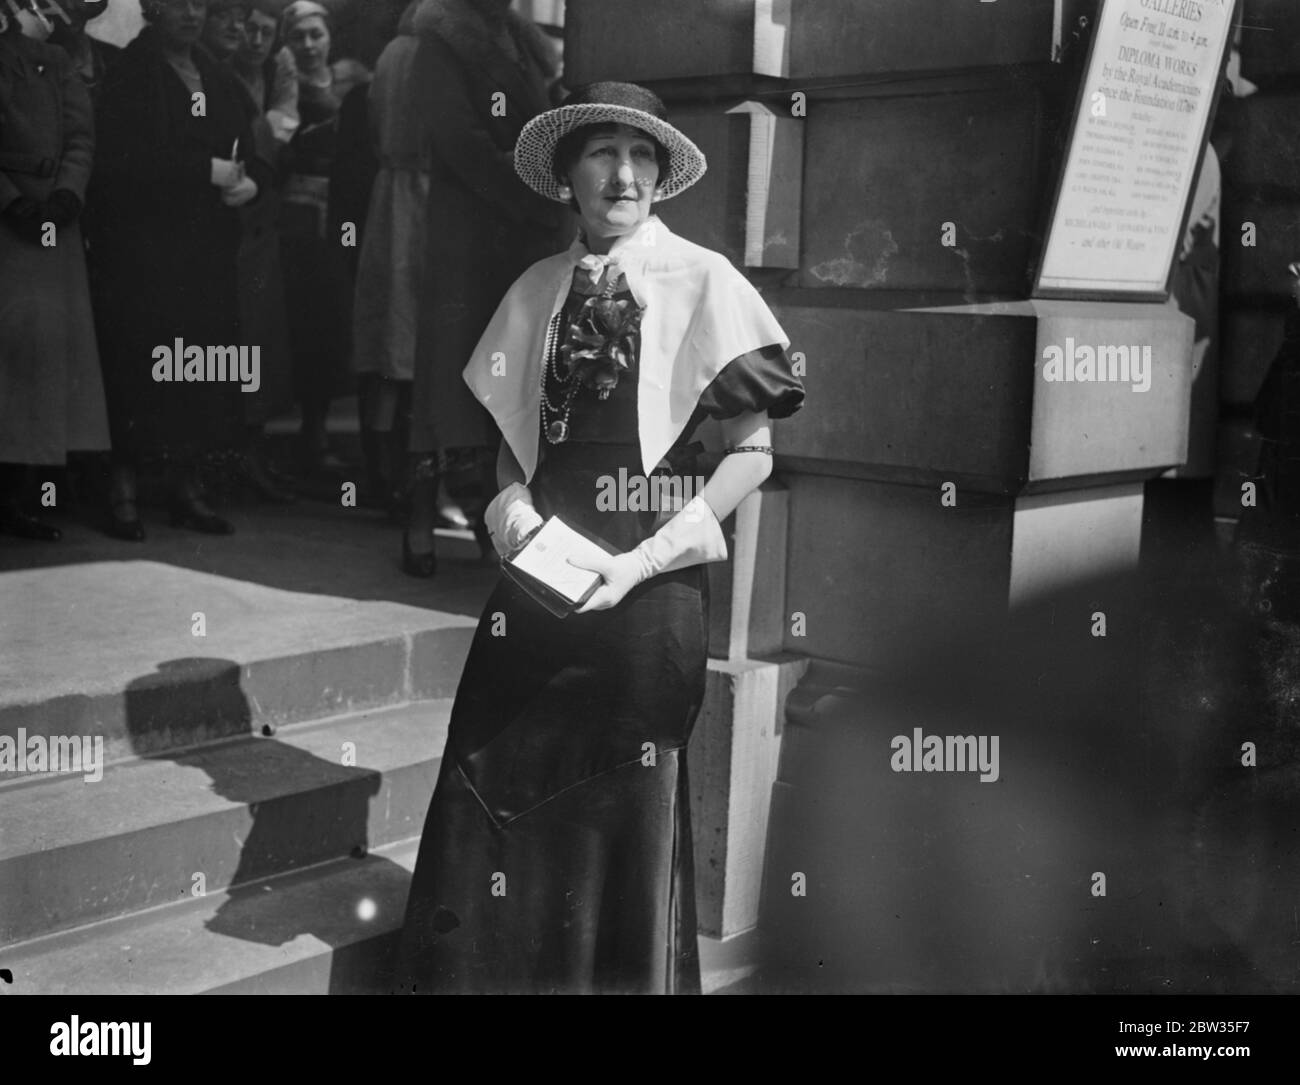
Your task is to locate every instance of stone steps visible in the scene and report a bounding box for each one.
[0,560,475,775]
[0,837,421,995]
[0,700,450,948]
[0,522,764,994]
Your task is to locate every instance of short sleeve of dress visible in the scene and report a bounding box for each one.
[697,344,805,420]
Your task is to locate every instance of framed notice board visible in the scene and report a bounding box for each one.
[1034,0,1237,301]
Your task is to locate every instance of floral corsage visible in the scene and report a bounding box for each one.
[558,280,645,400]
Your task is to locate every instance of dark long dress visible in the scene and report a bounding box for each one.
[395,266,804,994]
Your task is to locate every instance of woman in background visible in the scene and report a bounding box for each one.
[279,0,369,476]
[396,0,567,576]
[350,0,467,530]
[0,0,110,541]
[232,0,298,143]
[202,0,297,504]
[86,0,270,536]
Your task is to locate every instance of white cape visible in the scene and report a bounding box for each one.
[463,215,789,482]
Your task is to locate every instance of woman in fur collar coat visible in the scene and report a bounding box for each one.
[396,0,569,575]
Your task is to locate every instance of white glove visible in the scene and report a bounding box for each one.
[572,496,728,612]
[220,175,260,207]
[632,495,728,578]
[484,482,544,556]
[210,158,244,188]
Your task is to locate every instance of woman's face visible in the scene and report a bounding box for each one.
[155,0,208,49]
[564,125,661,247]
[202,5,247,59]
[241,9,276,63]
[287,14,329,73]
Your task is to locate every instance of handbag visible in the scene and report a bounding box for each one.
[500,515,619,619]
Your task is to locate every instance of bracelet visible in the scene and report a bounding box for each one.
[724,445,774,456]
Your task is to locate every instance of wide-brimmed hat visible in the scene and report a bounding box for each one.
[514,82,707,204]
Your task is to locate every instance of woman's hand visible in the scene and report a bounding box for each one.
[220,175,260,208]
[569,551,648,613]
[210,158,243,188]
[484,482,542,556]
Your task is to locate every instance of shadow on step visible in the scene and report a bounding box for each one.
[124,658,408,994]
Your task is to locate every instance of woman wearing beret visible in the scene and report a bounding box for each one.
[86,0,271,537]
[395,81,804,995]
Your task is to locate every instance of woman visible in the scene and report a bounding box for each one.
[400,0,567,576]
[0,0,110,540]
[395,82,804,995]
[232,0,298,144]
[279,0,369,475]
[199,0,297,506]
[349,0,466,528]
[86,0,270,537]
[46,0,120,105]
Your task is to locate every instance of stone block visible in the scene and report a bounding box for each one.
[665,104,803,270]
[689,654,809,939]
[782,471,1155,669]
[789,0,1058,79]
[709,480,790,661]
[799,92,1046,293]
[770,298,1192,487]
[1023,299,1194,482]
[768,303,1037,487]
[565,0,791,84]
[1007,483,1144,608]
[782,473,1015,668]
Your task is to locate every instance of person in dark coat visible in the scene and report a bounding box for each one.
[398,0,568,576]
[200,0,297,504]
[350,0,457,523]
[85,0,273,537]
[45,0,118,102]
[0,2,111,540]
[278,0,370,474]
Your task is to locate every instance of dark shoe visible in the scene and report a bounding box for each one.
[170,498,235,535]
[402,528,437,578]
[0,508,61,541]
[243,455,297,504]
[107,500,146,542]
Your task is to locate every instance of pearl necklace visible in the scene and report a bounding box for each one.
[540,271,625,445]
[540,311,579,444]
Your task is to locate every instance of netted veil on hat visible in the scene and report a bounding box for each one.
[514,82,707,203]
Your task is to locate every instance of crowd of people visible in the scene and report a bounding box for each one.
[0,0,567,574]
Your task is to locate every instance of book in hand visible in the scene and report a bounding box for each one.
[501,516,620,618]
